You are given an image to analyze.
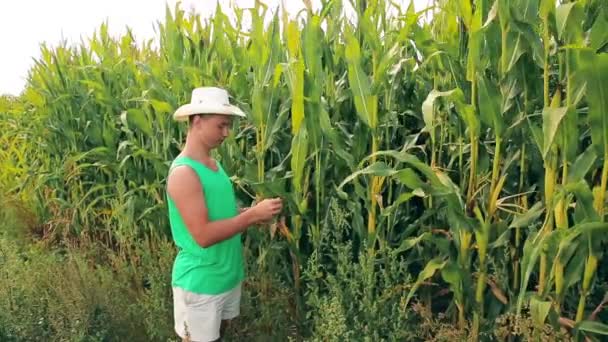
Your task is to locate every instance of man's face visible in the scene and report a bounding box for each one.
[191,114,233,149]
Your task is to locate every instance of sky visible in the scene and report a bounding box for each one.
[0,0,430,96]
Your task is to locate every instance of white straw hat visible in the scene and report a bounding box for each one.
[173,87,246,121]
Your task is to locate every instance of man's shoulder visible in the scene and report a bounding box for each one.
[167,165,201,194]
[169,163,196,176]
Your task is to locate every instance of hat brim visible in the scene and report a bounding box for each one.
[173,103,246,121]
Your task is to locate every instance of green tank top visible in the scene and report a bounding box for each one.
[166,156,245,295]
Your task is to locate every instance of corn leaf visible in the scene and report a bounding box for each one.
[564,247,586,290]
[575,320,608,336]
[286,20,305,135]
[542,94,568,159]
[568,146,597,184]
[477,74,504,137]
[441,261,465,305]
[509,201,544,229]
[422,89,477,143]
[392,232,429,254]
[589,8,608,52]
[344,26,378,129]
[530,296,552,327]
[509,18,544,68]
[568,180,601,223]
[394,168,425,190]
[556,2,584,43]
[466,5,482,82]
[404,257,447,308]
[517,229,550,314]
[583,52,608,157]
[123,109,152,136]
[290,126,309,195]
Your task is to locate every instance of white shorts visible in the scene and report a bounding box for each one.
[172,283,242,342]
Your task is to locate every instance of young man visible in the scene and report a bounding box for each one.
[166,87,282,341]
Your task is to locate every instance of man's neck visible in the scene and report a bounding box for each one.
[182,135,212,162]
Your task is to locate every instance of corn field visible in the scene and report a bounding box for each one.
[1,0,608,340]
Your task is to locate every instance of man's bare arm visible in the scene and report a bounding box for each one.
[167,166,257,248]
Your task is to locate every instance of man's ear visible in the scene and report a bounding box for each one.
[189,114,202,126]
[188,114,196,129]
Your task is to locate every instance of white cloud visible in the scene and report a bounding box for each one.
[0,0,431,96]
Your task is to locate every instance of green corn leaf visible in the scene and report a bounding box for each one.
[382,192,419,216]
[509,201,544,229]
[567,180,601,223]
[564,247,586,290]
[557,106,578,162]
[150,99,173,114]
[556,2,584,43]
[509,18,544,68]
[289,59,305,135]
[102,120,117,149]
[336,161,399,199]
[542,94,568,159]
[582,52,608,157]
[477,74,504,137]
[528,119,544,154]
[466,5,482,82]
[530,296,552,327]
[517,229,550,314]
[393,232,429,254]
[363,150,446,190]
[504,30,528,73]
[290,126,309,195]
[344,26,378,129]
[512,0,539,22]
[393,168,425,190]
[441,261,465,303]
[589,8,608,52]
[286,20,304,136]
[422,88,477,144]
[456,0,473,29]
[302,15,322,77]
[539,0,554,19]
[123,109,152,136]
[568,146,597,184]
[575,321,608,336]
[482,0,499,29]
[496,0,511,25]
[404,257,447,308]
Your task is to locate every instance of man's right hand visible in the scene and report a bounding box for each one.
[248,198,283,223]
